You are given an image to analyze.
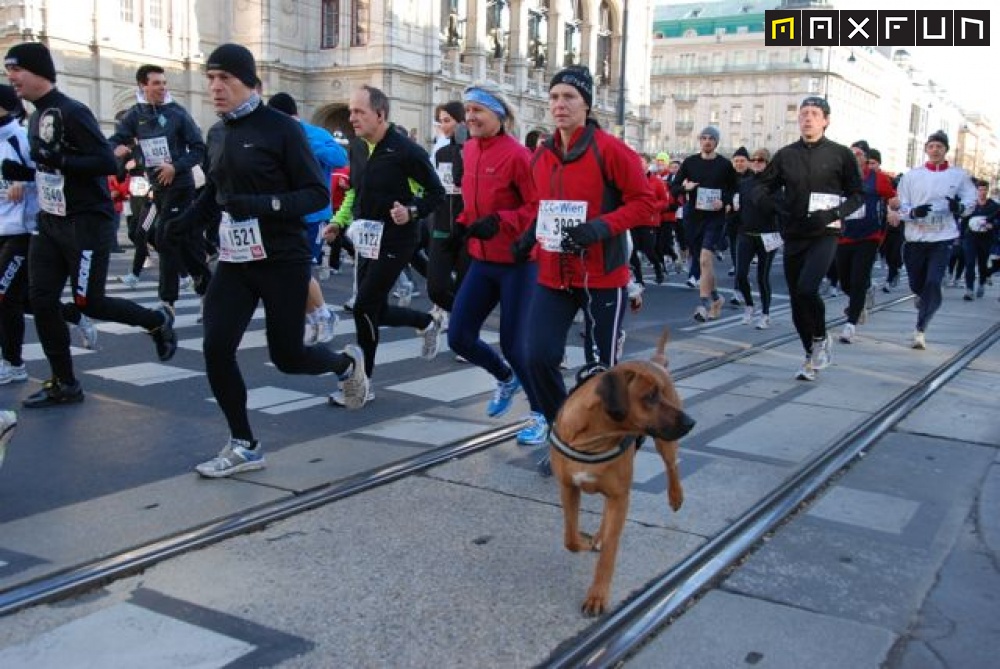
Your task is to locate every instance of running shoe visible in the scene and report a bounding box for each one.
[911,330,926,350]
[795,359,817,382]
[328,387,375,407]
[754,314,771,330]
[729,293,742,306]
[963,290,974,301]
[0,360,28,385]
[316,309,339,344]
[839,323,856,344]
[810,334,833,370]
[709,296,725,320]
[418,311,443,360]
[486,374,521,418]
[73,314,98,350]
[0,410,16,470]
[195,438,265,478]
[517,412,549,446]
[179,275,193,291]
[303,317,319,346]
[118,273,140,289]
[149,305,177,361]
[22,378,84,408]
[741,306,756,325]
[343,297,356,312]
[693,305,709,322]
[338,344,370,409]
[685,276,699,289]
[976,284,985,298]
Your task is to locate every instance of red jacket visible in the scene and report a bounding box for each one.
[108,175,130,214]
[838,167,896,246]
[646,172,668,228]
[330,166,350,212]
[532,122,655,289]
[458,132,538,263]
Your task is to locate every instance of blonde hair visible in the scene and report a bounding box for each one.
[463,81,517,131]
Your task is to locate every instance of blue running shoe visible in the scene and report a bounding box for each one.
[486,374,521,417]
[517,411,549,446]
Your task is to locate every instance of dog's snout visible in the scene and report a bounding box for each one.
[678,412,696,437]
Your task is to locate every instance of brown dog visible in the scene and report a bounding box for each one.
[550,329,695,616]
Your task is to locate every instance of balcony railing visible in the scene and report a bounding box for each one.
[652,61,825,77]
[673,93,698,102]
[675,120,694,132]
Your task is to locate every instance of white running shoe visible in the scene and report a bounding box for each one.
[316,309,338,344]
[336,344,370,409]
[810,334,833,370]
[118,273,140,289]
[911,330,926,350]
[0,360,28,385]
[754,313,771,330]
[75,314,98,350]
[796,359,817,381]
[839,323,856,344]
[419,310,443,360]
[741,306,756,325]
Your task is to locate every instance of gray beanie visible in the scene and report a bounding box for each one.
[700,126,720,143]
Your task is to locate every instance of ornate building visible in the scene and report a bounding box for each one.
[0,0,658,150]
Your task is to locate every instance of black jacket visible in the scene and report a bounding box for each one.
[348,123,445,247]
[737,171,780,235]
[752,136,863,240]
[108,100,205,191]
[430,135,464,235]
[179,103,328,263]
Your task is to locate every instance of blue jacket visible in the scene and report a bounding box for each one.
[301,120,347,223]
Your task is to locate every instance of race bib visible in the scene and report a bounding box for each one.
[436,162,459,195]
[350,219,385,259]
[139,136,171,168]
[808,192,841,213]
[968,216,990,233]
[218,213,267,263]
[845,204,866,221]
[695,187,722,211]
[761,232,784,252]
[911,215,954,237]
[732,193,740,210]
[537,200,587,252]
[129,175,151,197]
[37,172,66,216]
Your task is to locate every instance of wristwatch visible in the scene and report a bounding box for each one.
[408,205,419,222]
[271,197,281,212]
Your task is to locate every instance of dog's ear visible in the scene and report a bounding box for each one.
[596,369,633,422]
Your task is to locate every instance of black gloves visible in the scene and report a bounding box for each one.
[560,222,601,253]
[30,146,64,170]
[807,208,841,228]
[1,159,35,182]
[910,204,932,219]
[224,194,268,219]
[946,196,962,217]
[511,231,536,263]
[466,214,501,240]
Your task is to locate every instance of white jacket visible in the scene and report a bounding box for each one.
[0,119,38,236]
[898,164,977,243]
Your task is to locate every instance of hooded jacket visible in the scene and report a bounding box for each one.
[108,99,205,192]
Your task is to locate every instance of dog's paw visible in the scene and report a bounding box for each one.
[668,489,684,512]
[565,531,595,552]
[581,590,609,617]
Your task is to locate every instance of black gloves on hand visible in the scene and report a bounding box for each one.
[946,196,962,217]
[510,232,536,263]
[560,222,602,254]
[29,146,64,170]
[224,194,267,220]
[910,204,932,219]
[807,208,841,228]
[1,159,35,182]
[465,214,501,240]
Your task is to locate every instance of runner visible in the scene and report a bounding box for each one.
[3,42,177,407]
[960,179,998,300]
[896,130,977,349]
[733,148,779,329]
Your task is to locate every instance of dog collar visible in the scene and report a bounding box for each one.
[549,426,639,464]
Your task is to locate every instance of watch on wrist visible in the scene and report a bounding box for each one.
[408,205,419,221]
[271,197,281,212]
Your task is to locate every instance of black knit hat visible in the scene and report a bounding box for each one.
[4,42,56,83]
[926,130,949,150]
[267,92,298,117]
[868,148,882,164]
[205,43,257,89]
[0,84,25,118]
[733,146,750,159]
[550,66,593,110]
[850,140,870,158]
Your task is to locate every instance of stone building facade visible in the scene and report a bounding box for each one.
[0,0,658,150]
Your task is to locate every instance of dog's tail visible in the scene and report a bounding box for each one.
[651,328,670,368]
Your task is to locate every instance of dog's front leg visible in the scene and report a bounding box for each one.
[559,477,593,552]
[655,438,684,512]
[582,492,630,617]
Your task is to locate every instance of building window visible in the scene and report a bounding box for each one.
[561,0,582,66]
[731,106,743,123]
[121,0,135,23]
[786,104,797,122]
[149,0,162,29]
[711,80,722,95]
[528,1,548,67]
[709,106,720,124]
[322,0,340,48]
[752,105,764,124]
[487,0,511,59]
[808,77,820,93]
[352,0,369,47]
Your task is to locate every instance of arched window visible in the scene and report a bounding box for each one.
[595,1,613,85]
[322,0,340,49]
[528,0,549,69]
[562,0,582,67]
[352,0,369,47]
[441,0,467,47]
[486,0,510,59]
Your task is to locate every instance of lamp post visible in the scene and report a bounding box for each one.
[615,0,628,131]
